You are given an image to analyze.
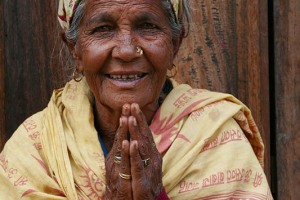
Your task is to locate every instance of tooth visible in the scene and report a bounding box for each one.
[109,74,145,80]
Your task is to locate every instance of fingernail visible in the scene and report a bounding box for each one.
[134,103,139,112]
[137,103,140,110]
[119,118,123,127]
[122,140,126,149]
[134,141,138,150]
[122,106,126,115]
[124,104,130,116]
[133,117,137,126]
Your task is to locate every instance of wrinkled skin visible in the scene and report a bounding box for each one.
[67,0,181,199]
[105,103,163,199]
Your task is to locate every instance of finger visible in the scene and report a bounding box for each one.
[128,116,149,159]
[115,140,132,199]
[122,103,131,117]
[130,103,153,139]
[105,117,132,199]
[112,116,129,154]
[130,140,144,179]
[130,104,156,151]
[130,140,154,200]
[120,140,131,176]
[105,117,129,191]
[128,115,139,141]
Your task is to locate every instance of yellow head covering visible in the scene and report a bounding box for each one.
[58,0,182,30]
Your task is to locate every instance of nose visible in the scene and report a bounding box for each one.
[112,32,140,62]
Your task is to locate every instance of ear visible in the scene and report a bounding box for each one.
[169,37,182,71]
[60,31,83,70]
[172,35,183,58]
[60,31,81,60]
[60,31,76,53]
[173,37,183,57]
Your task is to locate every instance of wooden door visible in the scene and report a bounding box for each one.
[0,1,68,146]
[274,0,300,198]
[174,0,271,182]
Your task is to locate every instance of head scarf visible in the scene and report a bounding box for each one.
[58,0,182,30]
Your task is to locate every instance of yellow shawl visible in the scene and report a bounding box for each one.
[0,79,272,199]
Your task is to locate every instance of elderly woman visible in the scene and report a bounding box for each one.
[0,0,272,199]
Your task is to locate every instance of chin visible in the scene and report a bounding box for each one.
[107,93,156,110]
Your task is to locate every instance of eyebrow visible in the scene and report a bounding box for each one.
[86,12,114,26]
[135,12,162,23]
[85,11,162,26]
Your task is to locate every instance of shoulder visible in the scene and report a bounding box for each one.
[170,81,247,111]
[0,110,63,198]
[2,110,45,153]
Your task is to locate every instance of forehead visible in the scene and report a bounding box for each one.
[84,0,167,18]
[85,0,163,7]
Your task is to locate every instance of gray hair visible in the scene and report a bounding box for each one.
[65,0,190,45]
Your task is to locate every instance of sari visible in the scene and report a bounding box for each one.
[0,79,273,199]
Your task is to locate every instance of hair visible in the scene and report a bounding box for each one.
[65,0,191,45]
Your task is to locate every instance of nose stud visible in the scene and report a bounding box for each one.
[136,46,143,55]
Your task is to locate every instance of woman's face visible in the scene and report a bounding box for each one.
[74,0,179,111]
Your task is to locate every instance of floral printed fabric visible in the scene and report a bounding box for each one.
[58,0,181,30]
[58,0,81,30]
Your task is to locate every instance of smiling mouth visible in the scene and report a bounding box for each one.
[108,74,146,81]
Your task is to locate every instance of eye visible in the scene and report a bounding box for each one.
[92,25,114,33]
[139,22,158,30]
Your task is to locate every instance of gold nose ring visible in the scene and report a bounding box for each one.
[136,46,143,55]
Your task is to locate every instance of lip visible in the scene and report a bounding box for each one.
[108,73,145,80]
[107,69,147,75]
[105,71,148,88]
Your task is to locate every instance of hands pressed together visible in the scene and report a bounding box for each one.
[104,103,163,200]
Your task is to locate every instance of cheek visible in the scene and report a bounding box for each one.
[145,36,174,70]
[84,72,100,91]
[79,39,111,72]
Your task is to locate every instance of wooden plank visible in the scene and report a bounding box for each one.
[236,0,271,183]
[3,1,68,137]
[274,0,300,199]
[175,0,237,94]
[174,0,270,182]
[0,0,5,151]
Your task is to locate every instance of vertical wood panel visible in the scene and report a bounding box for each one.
[175,0,237,94]
[274,0,300,199]
[235,1,270,179]
[0,0,5,151]
[239,0,271,182]
[3,0,68,137]
[175,0,270,182]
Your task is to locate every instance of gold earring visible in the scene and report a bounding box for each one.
[136,46,143,55]
[166,64,178,78]
[72,67,84,82]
